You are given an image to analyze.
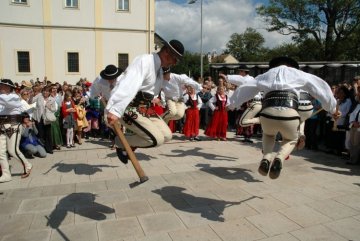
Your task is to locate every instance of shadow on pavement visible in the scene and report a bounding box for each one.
[46,192,114,240]
[312,166,360,176]
[107,151,157,161]
[152,186,262,222]
[43,163,118,175]
[195,163,262,182]
[86,139,112,148]
[161,147,238,161]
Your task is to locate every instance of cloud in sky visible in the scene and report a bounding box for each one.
[155,0,293,54]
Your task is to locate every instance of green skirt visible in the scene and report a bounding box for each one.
[51,110,63,146]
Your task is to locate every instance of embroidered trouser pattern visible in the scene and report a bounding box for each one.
[298,104,314,136]
[239,101,262,127]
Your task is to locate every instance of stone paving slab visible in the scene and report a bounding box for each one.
[209,218,267,241]
[246,211,301,237]
[168,225,222,241]
[2,229,51,241]
[290,225,348,241]
[0,132,360,241]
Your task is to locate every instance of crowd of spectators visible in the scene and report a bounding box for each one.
[11,74,360,166]
[13,77,111,159]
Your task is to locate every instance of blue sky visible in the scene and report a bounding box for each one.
[155,0,291,55]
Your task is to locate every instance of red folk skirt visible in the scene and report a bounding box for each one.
[205,109,228,138]
[168,120,176,133]
[183,107,200,137]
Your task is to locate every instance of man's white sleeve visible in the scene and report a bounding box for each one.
[105,57,146,118]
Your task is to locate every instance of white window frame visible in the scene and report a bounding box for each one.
[16,50,31,74]
[117,0,129,11]
[66,51,80,74]
[64,0,79,9]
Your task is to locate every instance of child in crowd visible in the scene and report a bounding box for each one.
[20,113,47,158]
[73,88,88,144]
[61,91,77,148]
[83,96,101,139]
[205,86,230,141]
[183,85,202,141]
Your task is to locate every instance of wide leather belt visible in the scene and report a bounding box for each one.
[129,91,154,107]
[299,102,312,106]
[262,91,298,110]
[0,114,23,125]
[249,98,262,102]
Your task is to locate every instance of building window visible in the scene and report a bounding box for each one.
[118,53,129,71]
[65,0,78,8]
[17,51,30,73]
[12,0,28,4]
[67,52,79,73]
[117,0,129,11]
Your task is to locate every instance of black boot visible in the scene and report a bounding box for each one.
[116,148,128,164]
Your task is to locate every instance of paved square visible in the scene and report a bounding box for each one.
[0,132,359,241]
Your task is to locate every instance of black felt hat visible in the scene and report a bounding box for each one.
[100,65,123,80]
[0,79,16,89]
[269,56,299,69]
[238,64,250,72]
[165,39,184,60]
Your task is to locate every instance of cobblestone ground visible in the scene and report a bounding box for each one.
[0,131,360,241]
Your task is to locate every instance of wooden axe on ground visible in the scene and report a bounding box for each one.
[112,121,149,183]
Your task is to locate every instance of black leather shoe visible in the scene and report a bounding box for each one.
[194,136,201,141]
[258,159,270,176]
[116,148,128,164]
[269,158,282,179]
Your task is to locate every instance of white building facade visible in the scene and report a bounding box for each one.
[0,0,155,85]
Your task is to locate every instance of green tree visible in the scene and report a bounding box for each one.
[264,43,300,61]
[256,0,360,60]
[170,51,209,80]
[224,27,268,61]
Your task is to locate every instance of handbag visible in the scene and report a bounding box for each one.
[44,107,56,123]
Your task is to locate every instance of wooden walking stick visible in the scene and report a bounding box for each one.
[112,121,149,183]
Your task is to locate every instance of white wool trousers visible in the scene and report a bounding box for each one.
[260,107,300,163]
[161,99,186,124]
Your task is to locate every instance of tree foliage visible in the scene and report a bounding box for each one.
[256,0,360,60]
[263,43,300,61]
[224,27,268,61]
[170,51,209,79]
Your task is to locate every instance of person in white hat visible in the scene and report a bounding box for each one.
[0,79,32,182]
[106,39,185,164]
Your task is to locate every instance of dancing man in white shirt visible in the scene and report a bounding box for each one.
[0,79,32,182]
[106,39,185,164]
[161,67,202,124]
[228,57,339,179]
[90,65,123,102]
